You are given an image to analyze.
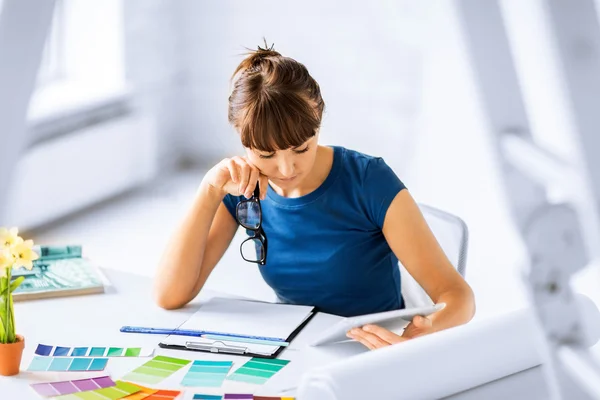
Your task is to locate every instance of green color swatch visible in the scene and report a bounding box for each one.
[106,347,123,357]
[55,380,141,400]
[226,358,290,385]
[122,355,191,384]
[124,347,141,357]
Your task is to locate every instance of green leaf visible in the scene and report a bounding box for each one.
[9,276,24,293]
[0,294,7,344]
[0,275,15,344]
[0,299,6,343]
[7,294,15,343]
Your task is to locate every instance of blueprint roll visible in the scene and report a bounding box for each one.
[297,308,546,400]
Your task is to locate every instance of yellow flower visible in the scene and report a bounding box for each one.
[0,249,15,277]
[11,240,39,270]
[0,227,22,250]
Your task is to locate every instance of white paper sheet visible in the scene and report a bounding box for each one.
[160,297,314,356]
[297,308,547,399]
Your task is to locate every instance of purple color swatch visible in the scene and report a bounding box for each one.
[72,379,99,391]
[224,395,253,399]
[30,376,115,397]
[53,382,76,393]
[29,384,57,397]
[91,376,113,387]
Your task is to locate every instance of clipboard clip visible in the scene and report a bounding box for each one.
[185,340,247,355]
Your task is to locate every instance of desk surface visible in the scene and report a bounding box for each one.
[1,269,549,399]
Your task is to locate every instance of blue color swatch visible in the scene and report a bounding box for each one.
[48,357,72,371]
[89,358,109,371]
[27,356,108,372]
[89,347,106,356]
[35,344,53,356]
[34,344,150,358]
[68,357,93,371]
[71,347,88,356]
[53,346,70,356]
[28,356,53,371]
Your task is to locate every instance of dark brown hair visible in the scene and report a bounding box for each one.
[228,42,325,152]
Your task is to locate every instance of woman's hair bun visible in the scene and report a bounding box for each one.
[236,39,281,74]
[228,39,325,152]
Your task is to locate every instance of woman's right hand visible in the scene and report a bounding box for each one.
[203,156,268,200]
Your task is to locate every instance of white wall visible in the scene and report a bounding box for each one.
[123,0,189,171]
[404,1,529,317]
[177,0,427,174]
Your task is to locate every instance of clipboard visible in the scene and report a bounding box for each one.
[158,297,316,359]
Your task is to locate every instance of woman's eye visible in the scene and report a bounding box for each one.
[258,153,275,159]
[293,146,309,154]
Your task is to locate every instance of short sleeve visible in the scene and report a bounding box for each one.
[222,194,239,221]
[363,158,406,228]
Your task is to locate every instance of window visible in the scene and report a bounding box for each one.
[37,0,65,86]
[28,0,128,133]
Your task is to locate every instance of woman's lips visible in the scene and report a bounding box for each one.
[276,175,297,182]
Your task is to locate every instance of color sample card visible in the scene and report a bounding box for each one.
[144,389,182,399]
[54,380,141,400]
[122,355,191,384]
[30,376,115,397]
[225,358,290,385]
[119,383,181,400]
[193,395,294,400]
[27,356,108,372]
[120,382,157,400]
[181,360,233,387]
[35,344,153,357]
[253,397,295,400]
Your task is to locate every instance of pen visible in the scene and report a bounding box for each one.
[119,326,287,343]
[201,334,289,347]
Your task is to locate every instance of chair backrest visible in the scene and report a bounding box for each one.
[399,204,469,308]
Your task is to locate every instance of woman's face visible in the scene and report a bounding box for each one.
[245,134,319,189]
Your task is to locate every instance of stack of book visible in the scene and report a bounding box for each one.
[12,245,108,301]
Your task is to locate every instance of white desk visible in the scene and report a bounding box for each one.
[1,269,549,399]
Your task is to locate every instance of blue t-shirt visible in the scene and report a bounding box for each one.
[223,146,406,317]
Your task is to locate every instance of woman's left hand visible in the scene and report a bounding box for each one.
[346,315,434,350]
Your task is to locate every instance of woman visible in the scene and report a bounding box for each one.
[154,43,475,350]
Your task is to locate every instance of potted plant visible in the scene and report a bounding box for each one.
[0,227,39,376]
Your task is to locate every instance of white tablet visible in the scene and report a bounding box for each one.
[310,303,446,346]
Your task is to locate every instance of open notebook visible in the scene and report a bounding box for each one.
[159,297,315,358]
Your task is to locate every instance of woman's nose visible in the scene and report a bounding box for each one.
[278,159,295,177]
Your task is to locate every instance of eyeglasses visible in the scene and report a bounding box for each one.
[236,184,268,265]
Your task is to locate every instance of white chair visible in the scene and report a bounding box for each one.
[400,204,469,309]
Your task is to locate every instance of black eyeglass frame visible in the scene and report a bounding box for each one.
[235,184,268,265]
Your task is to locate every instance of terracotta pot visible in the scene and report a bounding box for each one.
[0,335,25,376]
